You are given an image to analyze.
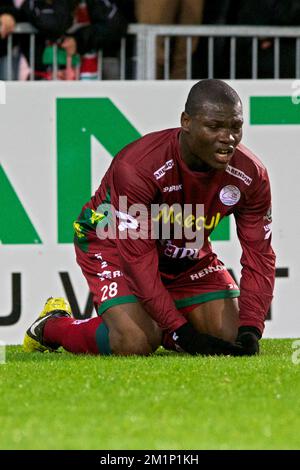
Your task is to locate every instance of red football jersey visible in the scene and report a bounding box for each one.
[76,128,276,333]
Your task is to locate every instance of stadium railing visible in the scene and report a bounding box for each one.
[1,23,300,80]
[135,24,300,80]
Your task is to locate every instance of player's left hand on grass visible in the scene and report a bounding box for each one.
[173,322,248,356]
[236,326,261,355]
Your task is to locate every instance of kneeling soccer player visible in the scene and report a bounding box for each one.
[23,79,275,357]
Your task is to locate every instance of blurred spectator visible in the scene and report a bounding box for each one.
[135,0,205,79]
[22,0,74,79]
[0,1,21,79]
[229,0,300,78]
[61,0,128,80]
[194,0,300,79]
[115,0,135,24]
[0,0,74,79]
[193,0,231,79]
[114,0,136,78]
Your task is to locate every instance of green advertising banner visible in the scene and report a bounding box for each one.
[0,82,296,343]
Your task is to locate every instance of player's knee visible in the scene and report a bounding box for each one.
[111,329,157,356]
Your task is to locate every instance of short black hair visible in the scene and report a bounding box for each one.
[185,79,241,116]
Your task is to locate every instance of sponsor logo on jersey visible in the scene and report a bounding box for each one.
[163,241,200,259]
[163,184,183,193]
[153,159,174,180]
[153,207,221,231]
[219,185,241,206]
[97,270,123,281]
[225,165,252,186]
[190,265,228,280]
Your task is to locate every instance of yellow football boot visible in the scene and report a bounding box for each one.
[23,297,72,353]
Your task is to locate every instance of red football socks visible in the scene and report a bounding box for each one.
[44,316,105,355]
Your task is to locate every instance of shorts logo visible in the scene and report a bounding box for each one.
[190,264,227,280]
[154,159,174,180]
[219,185,241,206]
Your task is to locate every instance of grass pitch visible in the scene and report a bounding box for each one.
[1,340,300,450]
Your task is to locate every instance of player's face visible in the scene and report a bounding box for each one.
[180,101,243,171]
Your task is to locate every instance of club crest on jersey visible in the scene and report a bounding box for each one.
[219,185,241,206]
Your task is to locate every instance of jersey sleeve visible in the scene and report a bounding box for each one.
[110,161,187,332]
[234,168,276,335]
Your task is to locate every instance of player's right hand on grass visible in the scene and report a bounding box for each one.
[172,322,246,356]
[236,326,260,355]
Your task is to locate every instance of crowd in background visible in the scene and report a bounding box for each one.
[0,0,300,80]
[0,0,131,80]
